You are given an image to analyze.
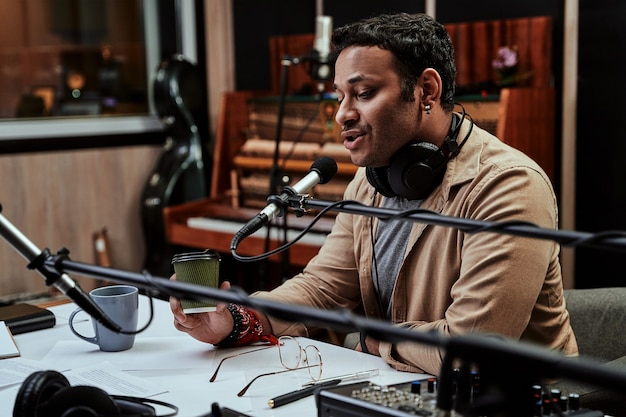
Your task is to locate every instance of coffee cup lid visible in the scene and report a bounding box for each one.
[171,249,221,264]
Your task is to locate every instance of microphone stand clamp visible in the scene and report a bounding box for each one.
[265,185,301,218]
[26,246,69,289]
[290,193,310,218]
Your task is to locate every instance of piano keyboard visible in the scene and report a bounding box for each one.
[187,217,328,246]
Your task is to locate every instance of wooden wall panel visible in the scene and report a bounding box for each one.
[469,21,492,84]
[0,145,160,301]
[445,16,553,90]
[497,87,556,181]
[449,22,472,88]
[266,17,553,96]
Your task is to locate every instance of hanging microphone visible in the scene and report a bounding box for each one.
[0,207,122,333]
[230,157,338,250]
[310,15,333,85]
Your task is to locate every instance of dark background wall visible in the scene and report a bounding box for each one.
[232,0,426,92]
[575,0,626,288]
[231,0,626,289]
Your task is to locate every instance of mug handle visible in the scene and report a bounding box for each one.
[68,308,98,346]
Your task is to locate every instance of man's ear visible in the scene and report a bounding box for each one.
[420,68,443,103]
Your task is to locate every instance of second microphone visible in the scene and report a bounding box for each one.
[230,156,338,250]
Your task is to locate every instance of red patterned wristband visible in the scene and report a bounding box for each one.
[216,303,279,348]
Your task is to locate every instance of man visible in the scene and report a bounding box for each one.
[170,12,577,376]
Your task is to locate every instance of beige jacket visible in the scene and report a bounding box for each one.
[253,120,578,375]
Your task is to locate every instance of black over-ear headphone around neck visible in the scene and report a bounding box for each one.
[14,370,178,417]
[366,106,472,200]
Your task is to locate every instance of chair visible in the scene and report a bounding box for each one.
[564,287,626,362]
[551,287,626,416]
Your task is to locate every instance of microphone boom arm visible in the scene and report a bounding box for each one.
[290,196,626,253]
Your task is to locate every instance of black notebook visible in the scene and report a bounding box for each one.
[0,303,56,335]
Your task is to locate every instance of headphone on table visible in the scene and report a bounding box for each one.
[365,106,472,200]
[13,370,178,417]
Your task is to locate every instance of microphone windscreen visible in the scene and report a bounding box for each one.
[312,157,338,184]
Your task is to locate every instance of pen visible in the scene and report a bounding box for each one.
[267,379,341,408]
[301,368,379,387]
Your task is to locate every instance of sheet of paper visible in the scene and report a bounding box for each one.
[0,322,19,359]
[65,362,168,397]
[42,337,217,371]
[0,360,165,402]
[0,357,50,388]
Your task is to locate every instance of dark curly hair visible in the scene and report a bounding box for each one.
[331,13,456,111]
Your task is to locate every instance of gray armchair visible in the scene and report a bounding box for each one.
[550,287,626,416]
[565,287,626,362]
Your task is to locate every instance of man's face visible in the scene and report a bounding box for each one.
[334,46,423,168]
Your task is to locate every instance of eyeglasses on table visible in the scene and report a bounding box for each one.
[237,336,323,396]
[209,345,274,383]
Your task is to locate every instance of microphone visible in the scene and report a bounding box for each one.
[310,15,333,86]
[230,157,338,250]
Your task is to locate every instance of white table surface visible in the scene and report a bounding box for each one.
[1,295,429,417]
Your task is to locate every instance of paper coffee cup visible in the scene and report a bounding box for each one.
[171,249,221,313]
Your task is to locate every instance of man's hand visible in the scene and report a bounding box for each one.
[169,279,234,344]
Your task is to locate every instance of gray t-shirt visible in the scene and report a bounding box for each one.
[373,196,422,318]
